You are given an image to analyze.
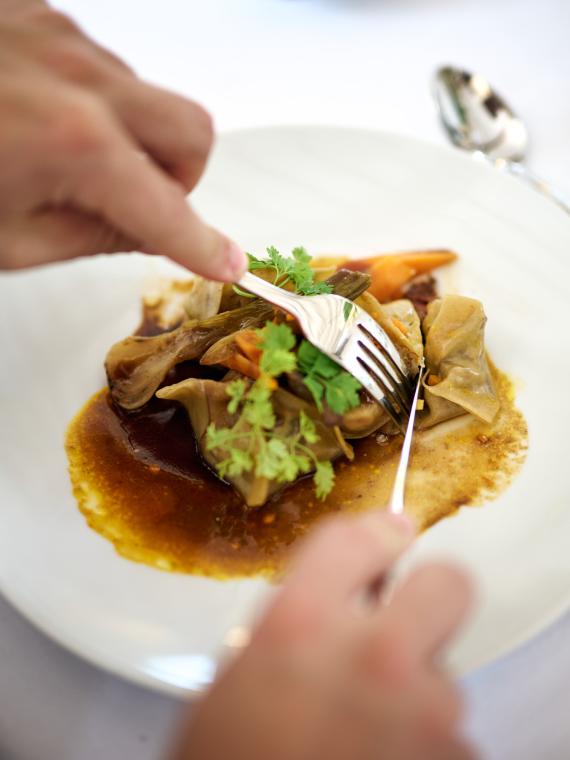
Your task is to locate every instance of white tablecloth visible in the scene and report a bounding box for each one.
[2,1,569,758]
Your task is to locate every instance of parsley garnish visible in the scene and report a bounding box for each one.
[297,340,362,415]
[258,321,297,376]
[205,321,335,500]
[247,246,333,296]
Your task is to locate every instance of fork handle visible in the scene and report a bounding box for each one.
[237,271,306,319]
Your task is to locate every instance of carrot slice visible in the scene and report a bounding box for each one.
[344,249,457,275]
[235,330,262,363]
[226,354,261,380]
[368,259,416,302]
[389,250,457,274]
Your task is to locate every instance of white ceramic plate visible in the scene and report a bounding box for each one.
[1,127,569,697]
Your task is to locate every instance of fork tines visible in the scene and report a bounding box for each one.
[353,319,415,433]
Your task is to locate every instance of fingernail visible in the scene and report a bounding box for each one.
[225,239,247,279]
[383,512,417,537]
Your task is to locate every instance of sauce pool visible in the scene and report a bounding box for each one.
[66,363,527,579]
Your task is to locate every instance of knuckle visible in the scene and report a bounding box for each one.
[42,42,102,84]
[49,97,111,156]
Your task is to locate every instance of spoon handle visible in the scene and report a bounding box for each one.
[475,152,570,216]
[504,162,570,216]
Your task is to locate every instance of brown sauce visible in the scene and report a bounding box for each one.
[66,364,528,579]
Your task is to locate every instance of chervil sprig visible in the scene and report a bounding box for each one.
[205,321,335,500]
[246,246,332,296]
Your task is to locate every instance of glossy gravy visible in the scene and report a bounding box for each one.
[66,364,527,578]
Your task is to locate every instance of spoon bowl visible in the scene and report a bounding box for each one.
[433,66,528,162]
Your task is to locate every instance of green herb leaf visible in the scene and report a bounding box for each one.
[257,322,297,376]
[242,382,275,429]
[298,339,362,415]
[226,378,248,414]
[206,305,350,502]
[255,437,288,479]
[303,375,324,411]
[245,246,332,296]
[206,423,237,451]
[222,449,254,478]
[324,372,362,415]
[299,409,319,444]
[247,252,270,270]
[314,461,335,500]
[232,285,256,299]
[297,340,320,374]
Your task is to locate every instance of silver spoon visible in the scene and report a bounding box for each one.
[433,65,569,214]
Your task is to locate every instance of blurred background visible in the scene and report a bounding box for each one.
[52,0,570,195]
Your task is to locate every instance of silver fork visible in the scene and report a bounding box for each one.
[237,271,414,432]
[387,365,424,513]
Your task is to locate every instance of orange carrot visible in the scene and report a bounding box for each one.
[388,250,457,274]
[226,354,261,380]
[344,249,457,275]
[235,330,262,364]
[368,259,416,302]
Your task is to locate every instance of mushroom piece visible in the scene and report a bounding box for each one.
[106,299,275,410]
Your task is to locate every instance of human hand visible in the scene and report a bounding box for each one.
[171,513,475,760]
[0,0,245,279]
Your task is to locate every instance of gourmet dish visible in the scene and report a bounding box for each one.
[66,247,528,577]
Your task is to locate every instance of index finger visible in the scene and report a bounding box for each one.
[63,96,245,280]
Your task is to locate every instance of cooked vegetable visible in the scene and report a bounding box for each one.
[344,249,457,302]
[140,276,224,333]
[158,376,343,506]
[200,329,262,380]
[106,268,371,410]
[368,258,416,302]
[338,397,389,439]
[420,295,500,427]
[105,298,275,410]
[356,293,423,375]
[203,321,343,502]
[158,320,341,504]
[101,244,501,511]
[345,249,457,275]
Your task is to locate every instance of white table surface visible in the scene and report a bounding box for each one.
[2,1,570,758]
